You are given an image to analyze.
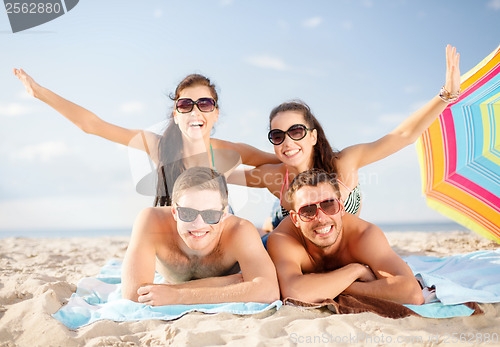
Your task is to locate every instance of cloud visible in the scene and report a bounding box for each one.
[11,141,70,162]
[487,0,500,10]
[0,102,32,117]
[120,101,145,114]
[153,9,163,18]
[244,55,290,71]
[302,16,323,28]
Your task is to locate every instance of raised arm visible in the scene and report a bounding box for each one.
[13,68,160,159]
[137,219,280,305]
[212,138,280,167]
[267,217,375,302]
[339,44,461,170]
[343,218,424,305]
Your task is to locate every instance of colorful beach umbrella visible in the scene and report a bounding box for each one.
[416,45,500,244]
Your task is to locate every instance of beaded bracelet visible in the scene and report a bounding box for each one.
[439,86,460,103]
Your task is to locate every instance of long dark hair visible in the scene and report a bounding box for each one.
[154,74,219,206]
[269,100,339,176]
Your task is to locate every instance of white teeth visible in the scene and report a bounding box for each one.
[315,226,331,234]
[284,149,300,157]
[190,231,207,237]
[189,121,204,127]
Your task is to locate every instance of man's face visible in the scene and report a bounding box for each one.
[290,183,344,248]
[172,188,226,253]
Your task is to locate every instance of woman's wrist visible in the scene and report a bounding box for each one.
[438,85,460,103]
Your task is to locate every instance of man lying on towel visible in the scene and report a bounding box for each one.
[122,167,279,306]
[267,169,424,305]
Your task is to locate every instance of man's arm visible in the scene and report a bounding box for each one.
[137,219,280,306]
[121,208,160,302]
[267,217,375,303]
[343,216,424,305]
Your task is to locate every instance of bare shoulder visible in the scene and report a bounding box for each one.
[222,215,260,239]
[342,213,391,254]
[133,207,175,238]
[267,217,306,257]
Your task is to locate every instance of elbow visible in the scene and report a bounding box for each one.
[401,280,425,305]
[407,288,425,306]
[253,278,280,304]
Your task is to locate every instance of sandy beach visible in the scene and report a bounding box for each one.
[0,230,499,347]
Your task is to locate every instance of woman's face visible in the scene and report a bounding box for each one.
[270,111,317,170]
[174,85,219,141]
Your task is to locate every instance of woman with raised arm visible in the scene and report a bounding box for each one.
[244,45,461,229]
[13,70,279,206]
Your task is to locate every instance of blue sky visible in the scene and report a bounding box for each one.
[0,0,499,234]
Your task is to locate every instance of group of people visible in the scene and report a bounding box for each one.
[14,45,461,306]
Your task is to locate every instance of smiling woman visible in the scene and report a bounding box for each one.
[13,69,279,207]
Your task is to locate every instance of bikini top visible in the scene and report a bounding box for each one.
[279,168,361,215]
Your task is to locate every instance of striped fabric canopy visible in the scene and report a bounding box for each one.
[416,45,500,244]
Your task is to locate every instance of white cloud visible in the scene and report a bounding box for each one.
[302,16,323,28]
[487,0,500,10]
[244,55,290,71]
[0,102,32,117]
[153,9,163,18]
[120,101,145,114]
[11,141,70,162]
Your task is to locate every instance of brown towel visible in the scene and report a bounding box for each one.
[283,294,483,319]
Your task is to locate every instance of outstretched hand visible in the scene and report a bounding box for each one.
[13,68,39,98]
[445,44,461,94]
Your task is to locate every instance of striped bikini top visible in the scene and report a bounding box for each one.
[279,168,361,215]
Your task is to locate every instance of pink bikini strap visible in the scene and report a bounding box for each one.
[337,179,353,192]
[279,168,290,205]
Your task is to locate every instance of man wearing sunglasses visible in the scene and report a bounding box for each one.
[267,169,423,305]
[122,167,279,306]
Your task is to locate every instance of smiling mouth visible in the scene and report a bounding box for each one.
[189,120,205,128]
[314,225,333,235]
[189,230,209,238]
[284,149,300,157]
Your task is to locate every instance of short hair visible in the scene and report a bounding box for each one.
[172,167,228,207]
[285,169,340,208]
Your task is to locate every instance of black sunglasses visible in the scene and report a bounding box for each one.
[268,124,314,145]
[175,98,217,113]
[176,205,225,224]
[296,198,341,222]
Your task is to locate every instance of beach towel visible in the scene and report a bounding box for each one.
[283,250,500,318]
[283,295,482,319]
[52,259,282,330]
[405,250,500,305]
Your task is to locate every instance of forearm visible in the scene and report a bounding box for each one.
[35,84,101,134]
[172,273,243,289]
[392,95,447,144]
[344,275,423,305]
[282,264,365,303]
[145,276,278,305]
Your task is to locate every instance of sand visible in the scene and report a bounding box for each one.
[0,231,499,347]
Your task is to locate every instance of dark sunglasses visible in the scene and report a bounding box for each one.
[176,98,217,113]
[176,205,225,224]
[296,198,341,222]
[268,124,313,145]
